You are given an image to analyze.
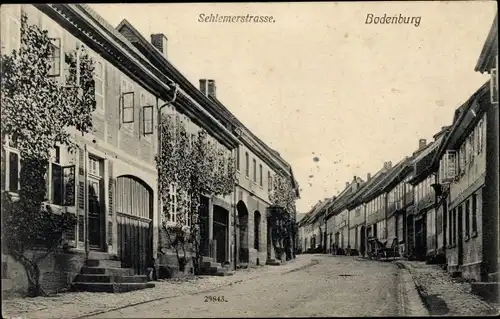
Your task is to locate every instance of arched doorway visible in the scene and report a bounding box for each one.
[237,201,249,263]
[115,175,153,275]
[254,211,261,251]
[213,205,229,264]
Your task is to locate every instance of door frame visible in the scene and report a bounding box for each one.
[88,174,104,251]
[457,205,464,266]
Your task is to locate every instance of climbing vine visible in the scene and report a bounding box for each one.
[1,13,96,297]
[268,173,298,261]
[155,114,236,275]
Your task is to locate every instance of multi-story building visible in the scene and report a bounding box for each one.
[346,173,386,256]
[407,134,446,262]
[325,177,362,254]
[2,3,181,292]
[364,162,393,242]
[380,158,410,244]
[433,81,495,281]
[1,4,299,294]
[116,18,246,271]
[297,202,322,252]
[473,12,499,290]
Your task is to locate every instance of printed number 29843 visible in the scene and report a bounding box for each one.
[204,296,227,302]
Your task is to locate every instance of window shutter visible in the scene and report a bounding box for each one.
[491,65,498,104]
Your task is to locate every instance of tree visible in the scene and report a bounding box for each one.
[156,114,236,275]
[268,173,298,261]
[0,14,96,296]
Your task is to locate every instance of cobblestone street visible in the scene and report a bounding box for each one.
[2,255,315,319]
[84,256,420,318]
[396,260,500,317]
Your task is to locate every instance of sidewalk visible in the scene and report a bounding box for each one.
[2,254,318,319]
[396,260,500,316]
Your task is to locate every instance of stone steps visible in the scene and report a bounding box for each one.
[72,252,154,293]
[200,258,234,276]
[74,274,148,283]
[266,259,281,266]
[72,282,155,293]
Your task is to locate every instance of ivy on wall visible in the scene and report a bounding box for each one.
[1,14,96,297]
[155,113,236,274]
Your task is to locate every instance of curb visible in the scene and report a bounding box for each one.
[395,261,431,317]
[74,258,317,319]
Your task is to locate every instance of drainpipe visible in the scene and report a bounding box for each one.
[84,144,89,261]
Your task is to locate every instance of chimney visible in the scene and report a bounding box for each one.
[367,173,371,181]
[207,79,216,97]
[150,33,168,58]
[345,182,349,188]
[383,161,393,170]
[199,79,208,95]
[419,139,427,150]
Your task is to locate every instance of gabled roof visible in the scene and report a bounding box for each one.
[324,178,364,219]
[346,169,388,210]
[310,197,336,222]
[380,157,411,193]
[431,81,491,171]
[408,140,442,185]
[298,201,324,226]
[475,13,498,73]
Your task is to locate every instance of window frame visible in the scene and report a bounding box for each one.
[142,105,154,136]
[245,152,249,178]
[93,56,105,115]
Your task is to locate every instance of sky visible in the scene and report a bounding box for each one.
[90,1,496,215]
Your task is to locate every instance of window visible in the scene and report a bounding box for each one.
[478,120,484,153]
[465,199,470,237]
[94,59,105,113]
[472,193,478,233]
[169,184,178,223]
[141,91,153,136]
[121,79,135,124]
[143,106,154,136]
[1,6,21,53]
[88,157,100,176]
[259,164,263,186]
[245,152,249,177]
[236,149,240,171]
[8,152,19,193]
[48,38,62,77]
[459,144,466,173]
[268,171,272,190]
[491,64,499,104]
[252,159,257,182]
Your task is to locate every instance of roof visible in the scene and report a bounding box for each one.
[298,201,323,226]
[346,168,389,210]
[380,157,411,193]
[475,13,498,73]
[432,81,491,170]
[115,18,297,184]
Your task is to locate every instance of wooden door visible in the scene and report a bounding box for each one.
[88,178,103,249]
[116,176,153,275]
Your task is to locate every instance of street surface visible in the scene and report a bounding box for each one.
[88,256,410,318]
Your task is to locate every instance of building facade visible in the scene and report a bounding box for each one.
[1,4,299,294]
